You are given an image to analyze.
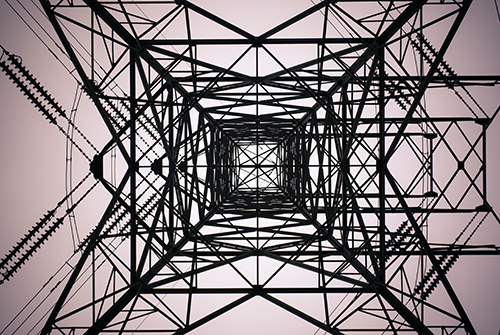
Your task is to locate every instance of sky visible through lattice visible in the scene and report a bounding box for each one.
[0,1,500,334]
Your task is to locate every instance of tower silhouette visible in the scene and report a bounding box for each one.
[2,1,500,334]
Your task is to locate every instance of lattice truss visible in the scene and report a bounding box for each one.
[2,0,500,334]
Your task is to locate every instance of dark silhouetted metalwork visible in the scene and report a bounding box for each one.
[2,0,500,334]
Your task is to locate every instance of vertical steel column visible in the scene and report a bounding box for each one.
[341,84,348,246]
[130,50,137,283]
[378,50,386,283]
[256,46,260,286]
[482,122,487,206]
[168,86,175,246]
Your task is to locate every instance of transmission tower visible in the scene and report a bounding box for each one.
[2,0,500,334]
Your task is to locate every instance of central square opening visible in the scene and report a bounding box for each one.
[237,143,280,190]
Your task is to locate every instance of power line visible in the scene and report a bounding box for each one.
[3,0,79,82]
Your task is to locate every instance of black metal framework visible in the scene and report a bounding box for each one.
[4,0,497,333]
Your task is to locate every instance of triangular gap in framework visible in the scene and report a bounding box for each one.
[146,45,256,99]
[188,295,321,335]
[187,257,256,289]
[267,4,329,39]
[104,2,182,39]
[262,44,320,79]
[192,0,313,37]
[260,253,325,289]
[193,44,256,79]
[328,291,396,330]
[181,6,255,40]
[321,2,391,39]
[133,5,187,40]
[110,292,191,331]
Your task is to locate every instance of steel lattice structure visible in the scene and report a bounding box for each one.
[2,0,500,334]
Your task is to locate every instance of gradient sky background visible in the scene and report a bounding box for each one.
[1,1,500,334]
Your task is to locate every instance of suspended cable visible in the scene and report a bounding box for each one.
[3,0,79,82]
[2,188,166,334]
[0,50,97,160]
[65,85,85,251]
[0,217,131,335]
[0,172,96,285]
